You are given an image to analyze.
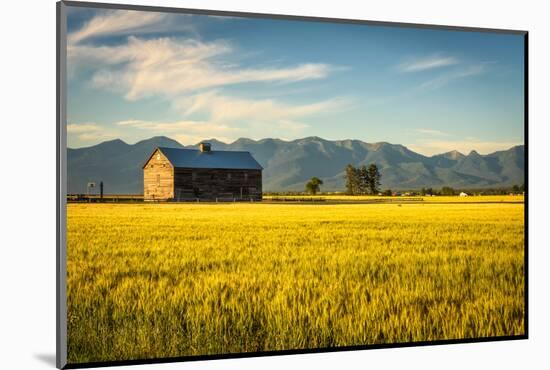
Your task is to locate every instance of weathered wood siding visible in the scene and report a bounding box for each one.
[143,149,174,201]
[174,168,262,200]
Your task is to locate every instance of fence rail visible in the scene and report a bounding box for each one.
[67,195,427,204]
[67,194,144,203]
[268,197,326,202]
[67,194,261,203]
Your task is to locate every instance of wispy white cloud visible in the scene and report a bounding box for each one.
[111,91,351,144]
[67,122,117,142]
[69,35,334,100]
[67,123,101,133]
[175,91,351,123]
[68,9,340,101]
[418,64,487,91]
[116,118,239,134]
[68,10,170,44]
[365,60,488,107]
[67,10,350,146]
[174,91,352,141]
[399,55,459,72]
[407,139,521,156]
[115,119,241,145]
[77,132,118,142]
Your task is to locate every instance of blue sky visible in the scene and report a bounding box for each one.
[66,7,525,155]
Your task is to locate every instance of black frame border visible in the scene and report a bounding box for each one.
[56,1,529,369]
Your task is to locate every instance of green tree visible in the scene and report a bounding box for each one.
[305,177,323,195]
[441,186,455,196]
[366,164,381,194]
[382,189,392,196]
[512,184,520,193]
[358,165,370,194]
[345,164,360,195]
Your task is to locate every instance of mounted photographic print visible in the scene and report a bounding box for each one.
[56,1,527,368]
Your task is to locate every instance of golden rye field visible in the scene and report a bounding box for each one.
[67,200,525,363]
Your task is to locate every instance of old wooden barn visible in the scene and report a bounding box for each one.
[143,143,263,201]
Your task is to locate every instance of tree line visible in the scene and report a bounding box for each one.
[304,164,381,195]
[420,187,455,196]
[303,164,524,196]
[344,164,381,195]
[419,183,525,196]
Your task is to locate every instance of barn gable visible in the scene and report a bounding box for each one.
[143,149,175,200]
[142,148,175,169]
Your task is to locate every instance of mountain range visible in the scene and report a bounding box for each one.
[67,136,525,194]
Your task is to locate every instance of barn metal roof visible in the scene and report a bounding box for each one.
[156,147,263,170]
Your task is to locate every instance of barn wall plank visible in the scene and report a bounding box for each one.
[143,149,174,200]
[174,168,262,200]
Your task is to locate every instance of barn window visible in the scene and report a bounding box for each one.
[244,173,248,182]
[210,174,215,180]
[227,173,232,180]
[157,174,160,186]
[192,172,197,181]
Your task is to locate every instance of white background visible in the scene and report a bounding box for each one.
[1,0,548,369]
